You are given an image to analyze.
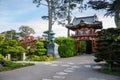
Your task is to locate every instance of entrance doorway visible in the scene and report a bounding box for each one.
[76,40,92,54]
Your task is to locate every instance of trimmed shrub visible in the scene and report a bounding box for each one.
[55,37,76,58]
[95,28,120,70]
[33,40,46,56]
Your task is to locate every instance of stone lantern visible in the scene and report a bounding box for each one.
[49,31,55,44]
[47,31,60,58]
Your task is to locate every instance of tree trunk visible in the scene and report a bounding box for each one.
[48,0,53,40]
[114,11,120,28]
[108,62,113,71]
[67,1,71,37]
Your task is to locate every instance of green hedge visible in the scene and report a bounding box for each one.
[55,37,76,58]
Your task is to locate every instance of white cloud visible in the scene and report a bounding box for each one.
[52,22,68,37]
[0,16,68,37]
[24,20,49,37]
[21,20,68,37]
[98,16,116,29]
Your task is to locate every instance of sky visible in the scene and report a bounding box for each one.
[0,0,116,37]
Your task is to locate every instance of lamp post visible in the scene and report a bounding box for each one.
[47,31,60,58]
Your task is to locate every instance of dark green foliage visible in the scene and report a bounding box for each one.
[33,40,46,56]
[95,28,120,70]
[88,0,109,10]
[87,0,120,14]
[55,37,76,58]
[0,58,5,66]
[87,0,120,28]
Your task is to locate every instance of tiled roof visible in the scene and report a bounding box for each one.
[66,15,102,29]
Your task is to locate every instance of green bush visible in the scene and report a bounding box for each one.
[26,54,55,61]
[55,37,76,58]
[0,40,25,61]
[33,40,46,56]
[0,54,5,66]
[26,55,40,61]
[0,54,4,59]
[42,39,49,49]
[95,28,120,70]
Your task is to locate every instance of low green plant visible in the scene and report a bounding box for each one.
[26,55,40,61]
[0,54,4,59]
[0,61,34,72]
[0,54,5,66]
[26,54,55,61]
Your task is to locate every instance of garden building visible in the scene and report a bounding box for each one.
[66,15,103,54]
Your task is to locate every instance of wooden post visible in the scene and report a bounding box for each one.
[92,40,96,52]
[76,40,80,55]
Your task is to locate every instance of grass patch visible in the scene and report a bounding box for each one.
[100,69,120,76]
[97,63,120,76]
[0,61,34,72]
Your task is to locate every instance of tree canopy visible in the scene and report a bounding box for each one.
[87,0,120,28]
[33,0,84,37]
[19,25,35,37]
[1,29,18,40]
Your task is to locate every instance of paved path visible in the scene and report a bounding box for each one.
[0,55,120,80]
